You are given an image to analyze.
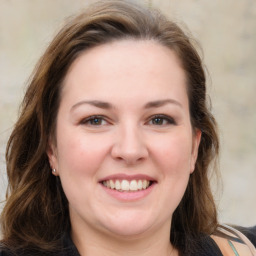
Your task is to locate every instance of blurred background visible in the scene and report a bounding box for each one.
[0,0,255,227]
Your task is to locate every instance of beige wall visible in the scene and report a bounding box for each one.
[0,0,255,226]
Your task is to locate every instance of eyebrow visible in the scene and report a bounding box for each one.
[144,99,182,108]
[71,98,182,111]
[71,100,113,111]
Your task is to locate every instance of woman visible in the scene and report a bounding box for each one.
[1,1,255,255]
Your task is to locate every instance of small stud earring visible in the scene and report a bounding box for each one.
[52,169,56,174]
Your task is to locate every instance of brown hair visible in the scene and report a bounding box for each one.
[1,0,219,253]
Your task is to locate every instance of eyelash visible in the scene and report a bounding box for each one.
[147,114,176,126]
[80,114,176,127]
[80,115,108,126]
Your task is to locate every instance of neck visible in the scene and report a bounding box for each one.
[71,222,178,256]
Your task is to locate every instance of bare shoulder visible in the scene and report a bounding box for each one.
[211,235,253,256]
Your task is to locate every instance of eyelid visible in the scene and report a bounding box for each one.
[79,115,110,126]
[78,114,176,127]
[146,114,176,125]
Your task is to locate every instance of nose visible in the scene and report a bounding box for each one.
[111,124,148,165]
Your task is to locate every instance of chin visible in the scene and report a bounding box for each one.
[98,212,155,238]
[104,224,152,239]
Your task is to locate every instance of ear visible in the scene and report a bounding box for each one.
[47,138,59,176]
[190,129,201,174]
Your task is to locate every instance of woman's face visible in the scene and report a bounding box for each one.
[48,40,201,239]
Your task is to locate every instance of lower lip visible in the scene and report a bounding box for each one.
[100,183,156,201]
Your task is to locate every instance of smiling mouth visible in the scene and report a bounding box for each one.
[101,179,154,192]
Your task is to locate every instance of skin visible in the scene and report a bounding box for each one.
[212,235,253,255]
[48,39,201,256]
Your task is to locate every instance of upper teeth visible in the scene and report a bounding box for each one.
[102,179,150,191]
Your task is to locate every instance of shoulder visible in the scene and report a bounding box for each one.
[212,235,252,256]
[237,225,256,247]
[0,245,62,256]
[183,234,222,255]
[0,232,79,256]
[0,247,14,256]
[211,225,256,256]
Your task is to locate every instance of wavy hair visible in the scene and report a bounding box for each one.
[1,0,219,253]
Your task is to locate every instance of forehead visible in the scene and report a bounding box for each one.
[65,39,184,77]
[61,39,188,107]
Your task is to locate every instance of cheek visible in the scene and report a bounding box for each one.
[55,130,111,207]
[56,129,110,178]
[150,130,193,175]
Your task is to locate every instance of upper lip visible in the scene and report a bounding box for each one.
[99,173,157,182]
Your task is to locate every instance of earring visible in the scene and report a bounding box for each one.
[52,169,56,174]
